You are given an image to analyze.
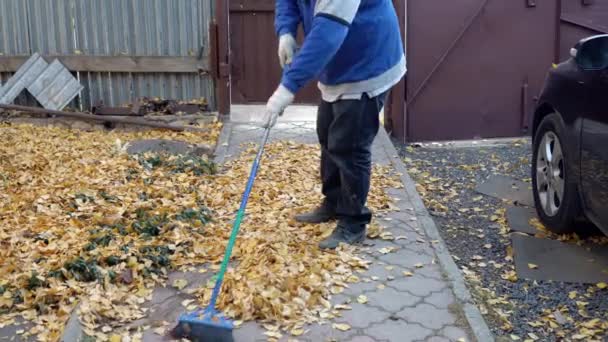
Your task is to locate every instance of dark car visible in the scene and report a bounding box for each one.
[532,34,608,235]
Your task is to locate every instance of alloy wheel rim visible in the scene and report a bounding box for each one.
[536,131,565,217]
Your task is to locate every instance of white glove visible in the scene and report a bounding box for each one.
[262,85,295,128]
[278,34,297,69]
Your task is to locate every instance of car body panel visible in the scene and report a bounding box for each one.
[533,35,608,235]
[580,68,608,233]
[534,60,586,202]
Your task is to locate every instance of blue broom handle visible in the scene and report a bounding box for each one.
[208,127,271,310]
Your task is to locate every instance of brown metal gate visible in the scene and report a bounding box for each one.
[228,0,320,104]
[559,0,608,61]
[399,0,559,142]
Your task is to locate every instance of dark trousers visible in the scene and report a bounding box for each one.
[317,93,387,233]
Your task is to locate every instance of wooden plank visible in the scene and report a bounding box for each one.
[0,56,209,73]
[229,0,274,12]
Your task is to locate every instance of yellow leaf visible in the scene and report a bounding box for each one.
[181,299,195,307]
[264,331,283,338]
[127,256,138,268]
[332,323,351,331]
[153,327,167,335]
[378,247,396,254]
[596,282,607,289]
[510,335,520,341]
[290,328,304,336]
[172,279,188,290]
[357,295,368,304]
[109,334,122,342]
[403,271,414,277]
[569,291,577,299]
[527,332,539,340]
[528,263,538,270]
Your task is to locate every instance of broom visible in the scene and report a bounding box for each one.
[171,126,272,341]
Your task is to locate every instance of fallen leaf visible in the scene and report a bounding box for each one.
[332,323,351,331]
[357,295,368,304]
[403,271,414,277]
[173,278,189,290]
[378,247,396,254]
[264,331,283,338]
[414,263,424,269]
[528,263,538,270]
[596,282,607,289]
[290,328,304,336]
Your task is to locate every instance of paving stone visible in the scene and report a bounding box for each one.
[365,286,420,312]
[4,319,35,341]
[426,336,451,342]
[424,288,456,309]
[413,263,444,280]
[146,294,189,323]
[303,322,354,342]
[367,321,433,342]
[397,303,456,330]
[335,303,390,329]
[441,326,469,341]
[384,211,419,227]
[141,330,165,342]
[343,278,382,295]
[346,335,378,342]
[331,293,354,306]
[233,322,265,341]
[365,239,401,251]
[389,275,446,297]
[362,261,406,280]
[148,286,177,306]
[402,239,435,255]
[378,248,433,268]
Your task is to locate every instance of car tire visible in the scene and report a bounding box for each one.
[532,113,581,234]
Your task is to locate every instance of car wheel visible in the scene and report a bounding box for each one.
[532,113,580,234]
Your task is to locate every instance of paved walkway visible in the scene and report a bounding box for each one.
[55,105,491,342]
[210,105,493,342]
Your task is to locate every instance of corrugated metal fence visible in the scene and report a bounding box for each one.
[0,0,215,109]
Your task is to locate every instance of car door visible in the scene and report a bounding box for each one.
[580,37,608,230]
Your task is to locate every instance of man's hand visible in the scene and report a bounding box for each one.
[262,85,295,128]
[278,34,297,69]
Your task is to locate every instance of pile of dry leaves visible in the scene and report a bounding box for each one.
[0,123,401,341]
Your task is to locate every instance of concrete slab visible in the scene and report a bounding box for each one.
[512,233,608,283]
[230,105,317,123]
[506,206,538,235]
[475,174,534,207]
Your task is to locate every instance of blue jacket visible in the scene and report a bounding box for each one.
[276,0,406,102]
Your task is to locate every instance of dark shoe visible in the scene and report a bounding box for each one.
[295,204,336,224]
[319,224,366,250]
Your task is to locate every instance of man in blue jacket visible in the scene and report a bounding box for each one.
[263,0,406,249]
